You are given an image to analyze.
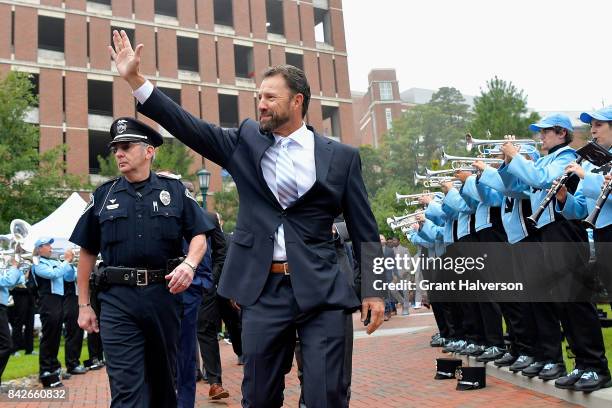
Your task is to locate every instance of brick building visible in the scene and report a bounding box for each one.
[351,69,412,147]
[0,0,355,205]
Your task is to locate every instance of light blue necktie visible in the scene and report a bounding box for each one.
[276,138,299,208]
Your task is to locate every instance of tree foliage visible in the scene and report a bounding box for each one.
[0,72,86,231]
[97,139,195,180]
[469,76,540,139]
[213,185,239,233]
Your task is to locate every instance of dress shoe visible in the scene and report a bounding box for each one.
[509,355,534,372]
[431,333,441,340]
[68,365,88,375]
[209,383,229,400]
[538,363,566,381]
[60,370,72,380]
[573,371,612,392]
[40,371,63,388]
[521,361,546,378]
[476,346,505,362]
[494,352,517,367]
[89,358,104,370]
[555,368,584,390]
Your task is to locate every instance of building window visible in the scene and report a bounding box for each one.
[38,16,64,52]
[88,0,111,5]
[159,87,181,105]
[89,130,110,174]
[214,0,233,26]
[379,82,393,101]
[234,45,254,79]
[110,27,135,48]
[29,73,39,107]
[88,80,113,116]
[285,52,304,71]
[155,0,177,17]
[266,0,284,36]
[314,7,332,45]
[322,105,340,140]
[385,108,393,130]
[177,37,199,72]
[218,94,239,128]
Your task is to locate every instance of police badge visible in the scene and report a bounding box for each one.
[116,119,128,134]
[160,190,171,206]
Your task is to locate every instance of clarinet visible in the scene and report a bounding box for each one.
[583,169,612,229]
[526,157,585,227]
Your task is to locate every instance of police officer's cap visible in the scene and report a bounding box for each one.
[109,117,163,147]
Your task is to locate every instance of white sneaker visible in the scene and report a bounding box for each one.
[413,302,422,309]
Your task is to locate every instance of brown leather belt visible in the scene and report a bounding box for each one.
[270,262,290,275]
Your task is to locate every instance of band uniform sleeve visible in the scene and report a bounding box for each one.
[507,151,575,190]
[582,173,610,202]
[0,266,21,287]
[341,149,383,300]
[69,193,102,255]
[137,87,239,168]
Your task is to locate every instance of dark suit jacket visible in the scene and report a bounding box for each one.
[204,211,227,285]
[139,88,382,312]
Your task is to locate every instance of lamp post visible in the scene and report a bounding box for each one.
[196,167,211,210]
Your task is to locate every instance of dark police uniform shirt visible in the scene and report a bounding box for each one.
[70,172,212,270]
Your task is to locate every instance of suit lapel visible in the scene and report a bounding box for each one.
[252,130,281,207]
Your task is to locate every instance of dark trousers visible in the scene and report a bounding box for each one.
[241,274,349,408]
[62,294,84,371]
[431,302,450,338]
[295,312,354,406]
[218,295,243,357]
[38,294,63,374]
[87,332,104,361]
[197,290,223,385]
[99,284,182,408]
[177,286,203,408]
[8,290,35,354]
[0,305,12,383]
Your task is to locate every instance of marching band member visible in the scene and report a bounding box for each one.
[1,259,23,386]
[553,107,612,392]
[475,159,539,370]
[500,114,586,381]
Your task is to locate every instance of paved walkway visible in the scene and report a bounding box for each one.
[0,309,579,407]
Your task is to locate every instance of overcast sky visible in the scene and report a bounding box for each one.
[342,0,610,112]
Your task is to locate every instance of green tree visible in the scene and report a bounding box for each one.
[0,72,85,231]
[97,139,195,179]
[213,185,239,233]
[469,76,540,140]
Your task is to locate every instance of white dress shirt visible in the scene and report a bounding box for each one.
[133,81,316,261]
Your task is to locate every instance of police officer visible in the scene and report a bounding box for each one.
[32,238,76,388]
[1,258,23,387]
[70,117,212,408]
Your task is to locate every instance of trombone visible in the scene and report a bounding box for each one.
[465,133,540,155]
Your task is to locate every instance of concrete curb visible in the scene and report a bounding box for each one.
[458,354,612,408]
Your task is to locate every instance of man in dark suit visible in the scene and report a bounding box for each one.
[109,30,384,407]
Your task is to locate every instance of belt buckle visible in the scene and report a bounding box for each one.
[136,269,148,286]
[282,262,289,275]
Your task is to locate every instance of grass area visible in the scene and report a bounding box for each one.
[562,304,612,372]
[3,337,90,381]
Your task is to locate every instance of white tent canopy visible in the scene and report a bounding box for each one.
[20,192,88,253]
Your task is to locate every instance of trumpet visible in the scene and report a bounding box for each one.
[414,172,462,188]
[387,210,425,230]
[465,133,540,155]
[440,150,504,169]
[395,191,431,206]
